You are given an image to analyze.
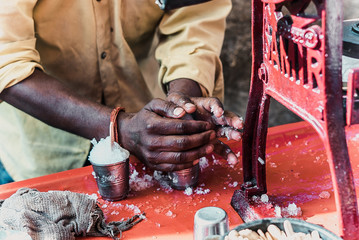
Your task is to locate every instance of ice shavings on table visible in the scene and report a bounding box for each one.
[250,194,302,218]
[99,200,144,217]
[199,157,209,171]
[195,187,210,195]
[82,190,144,217]
[88,136,129,165]
[319,191,330,199]
[212,155,221,165]
[126,204,142,214]
[251,194,273,209]
[351,133,359,141]
[184,187,193,196]
[129,168,154,191]
[183,186,210,196]
[275,203,302,218]
[260,194,269,203]
[165,210,176,218]
[228,181,239,188]
[86,193,99,201]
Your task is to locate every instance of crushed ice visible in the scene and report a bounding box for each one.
[88,136,129,165]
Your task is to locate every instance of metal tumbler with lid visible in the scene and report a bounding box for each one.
[194,206,229,240]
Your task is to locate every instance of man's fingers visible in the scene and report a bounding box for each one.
[212,140,238,165]
[145,140,238,172]
[145,98,186,118]
[146,117,212,135]
[147,130,216,151]
[217,127,242,141]
[221,111,244,130]
[166,94,244,133]
[146,143,214,165]
[148,162,196,172]
[167,92,196,113]
[194,97,225,118]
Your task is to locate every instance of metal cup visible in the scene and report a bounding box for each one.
[91,158,129,201]
[194,207,229,240]
[168,163,199,190]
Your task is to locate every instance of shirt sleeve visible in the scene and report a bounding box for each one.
[155,0,232,100]
[0,0,43,94]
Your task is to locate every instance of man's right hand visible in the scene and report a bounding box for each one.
[117,98,216,172]
[0,70,216,172]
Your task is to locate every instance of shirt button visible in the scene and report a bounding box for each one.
[101,52,107,59]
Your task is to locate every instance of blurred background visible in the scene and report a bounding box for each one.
[221,0,359,126]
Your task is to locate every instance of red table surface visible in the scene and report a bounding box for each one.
[1,121,359,239]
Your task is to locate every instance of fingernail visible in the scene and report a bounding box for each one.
[174,107,184,116]
[185,103,195,109]
[232,131,242,140]
[205,144,214,154]
[234,118,244,129]
[218,109,224,117]
[214,107,224,117]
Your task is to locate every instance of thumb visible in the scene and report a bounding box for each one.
[145,98,186,118]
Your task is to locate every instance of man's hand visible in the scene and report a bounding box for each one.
[117,98,217,172]
[167,92,243,139]
[167,79,243,165]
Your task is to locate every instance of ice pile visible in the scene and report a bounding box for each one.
[319,191,330,199]
[183,186,211,196]
[275,203,302,218]
[130,168,155,191]
[184,187,193,196]
[199,157,209,171]
[251,194,302,218]
[102,201,143,216]
[88,136,130,165]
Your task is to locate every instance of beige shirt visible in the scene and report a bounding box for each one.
[0,0,231,181]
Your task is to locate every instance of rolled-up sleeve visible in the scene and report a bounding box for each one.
[0,0,43,93]
[155,0,232,100]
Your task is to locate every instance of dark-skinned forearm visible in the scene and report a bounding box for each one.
[167,78,203,97]
[0,69,112,140]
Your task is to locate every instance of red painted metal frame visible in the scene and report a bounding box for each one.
[231,0,359,239]
[346,68,359,126]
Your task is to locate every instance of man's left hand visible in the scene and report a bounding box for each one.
[167,80,243,165]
